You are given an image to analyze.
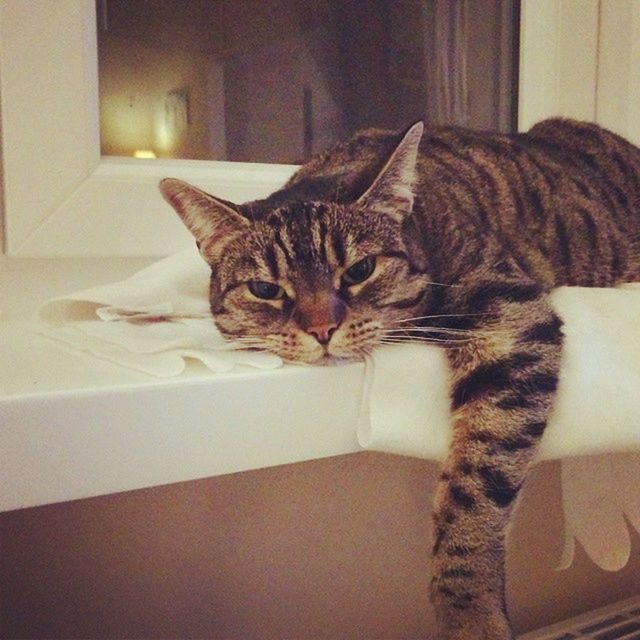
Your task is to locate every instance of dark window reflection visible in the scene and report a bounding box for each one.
[97,0,519,163]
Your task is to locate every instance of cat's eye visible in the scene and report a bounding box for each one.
[248,280,285,300]
[342,256,376,286]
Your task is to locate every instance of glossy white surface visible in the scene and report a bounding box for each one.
[0,257,363,512]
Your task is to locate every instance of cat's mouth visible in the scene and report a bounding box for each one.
[319,340,373,364]
[271,341,367,365]
[319,350,363,365]
[292,351,363,366]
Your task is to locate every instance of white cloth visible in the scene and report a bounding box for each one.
[37,248,640,569]
[38,249,282,376]
[359,284,640,462]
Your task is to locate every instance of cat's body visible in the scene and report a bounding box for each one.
[276,118,640,289]
[160,119,640,639]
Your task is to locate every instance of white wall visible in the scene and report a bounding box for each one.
[596,0,640,145]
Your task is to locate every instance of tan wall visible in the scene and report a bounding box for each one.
[1,453,638,639]
[98,0,226,160]
[0,94,5,254]
[98,37,226,160]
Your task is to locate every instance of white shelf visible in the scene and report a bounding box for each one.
[4,257,640,514]
[0,257,363,512]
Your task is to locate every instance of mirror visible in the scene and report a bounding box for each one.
[97,0,519,164]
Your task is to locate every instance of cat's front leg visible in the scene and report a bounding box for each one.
[429,290,563,640]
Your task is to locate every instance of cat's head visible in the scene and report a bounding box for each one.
[159,122,431,363]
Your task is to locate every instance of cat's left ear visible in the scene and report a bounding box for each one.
[159,178,250,262]
[357,121,423,222]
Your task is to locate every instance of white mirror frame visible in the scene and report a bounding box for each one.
[1,0,625,258]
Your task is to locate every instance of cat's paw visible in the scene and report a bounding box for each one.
[438,612,514,640]
[440,629,513,640]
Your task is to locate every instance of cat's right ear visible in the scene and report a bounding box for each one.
[356,121,423,223]
[159,178,250,262]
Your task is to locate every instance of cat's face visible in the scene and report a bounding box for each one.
[160,123,427,363]
[207,200,430,362]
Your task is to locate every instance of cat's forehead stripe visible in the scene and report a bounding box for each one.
[285,209,324,266]
[310,216,328,264]
[263,243,279,280]
[272,227,295,269]
[272,241,290,279]
[330,228,346,266]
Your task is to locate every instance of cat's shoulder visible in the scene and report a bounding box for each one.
[525,117,639,154]
[527,117,608,138]
[290,127,401,182]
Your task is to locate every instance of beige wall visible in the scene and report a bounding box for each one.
[98,0,226,160]
[99,33,226,160]
[0,94,4,254]
[1,453,638,639]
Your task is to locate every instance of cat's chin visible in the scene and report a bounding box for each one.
[313,351,367,366]
[321,354,363,366]
[281,352,365,366]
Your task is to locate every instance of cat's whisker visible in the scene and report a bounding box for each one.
[226,337,266,344]
[377,338,469,349]
[227,345,270,352]
[382,328,474,340]
[383,328,486,341]
[379,334,473,345]
[226,337,272,351]
[393,312,497,324]
[424,281,461,288]
[384,326,477,335]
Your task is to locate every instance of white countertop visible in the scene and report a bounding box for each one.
[0,257,364,512]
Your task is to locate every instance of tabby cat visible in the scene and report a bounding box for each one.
[159,119,640,639]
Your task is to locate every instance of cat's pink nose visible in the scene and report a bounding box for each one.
[295,292,347,346]
[306,323,339,345]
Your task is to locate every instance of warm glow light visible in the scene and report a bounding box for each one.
[133,150,157,159]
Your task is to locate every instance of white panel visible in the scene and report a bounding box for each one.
[556,0,599,119]
[1,365,363,511]
[519,0,561,129]
[597,0,640,145]
[17,158,296,257]
[519,0,599,130]
[0,0,99,251]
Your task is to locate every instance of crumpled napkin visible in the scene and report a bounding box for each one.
[37,248,282,376]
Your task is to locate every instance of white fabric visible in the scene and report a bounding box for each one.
[37,248,640,569]
[359,284,640,462]
[558,454,640,571]
[38,249,282,376]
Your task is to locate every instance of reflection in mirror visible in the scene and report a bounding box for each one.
[97,0,519,164]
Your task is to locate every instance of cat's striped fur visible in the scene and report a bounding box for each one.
[160,119,640,639]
